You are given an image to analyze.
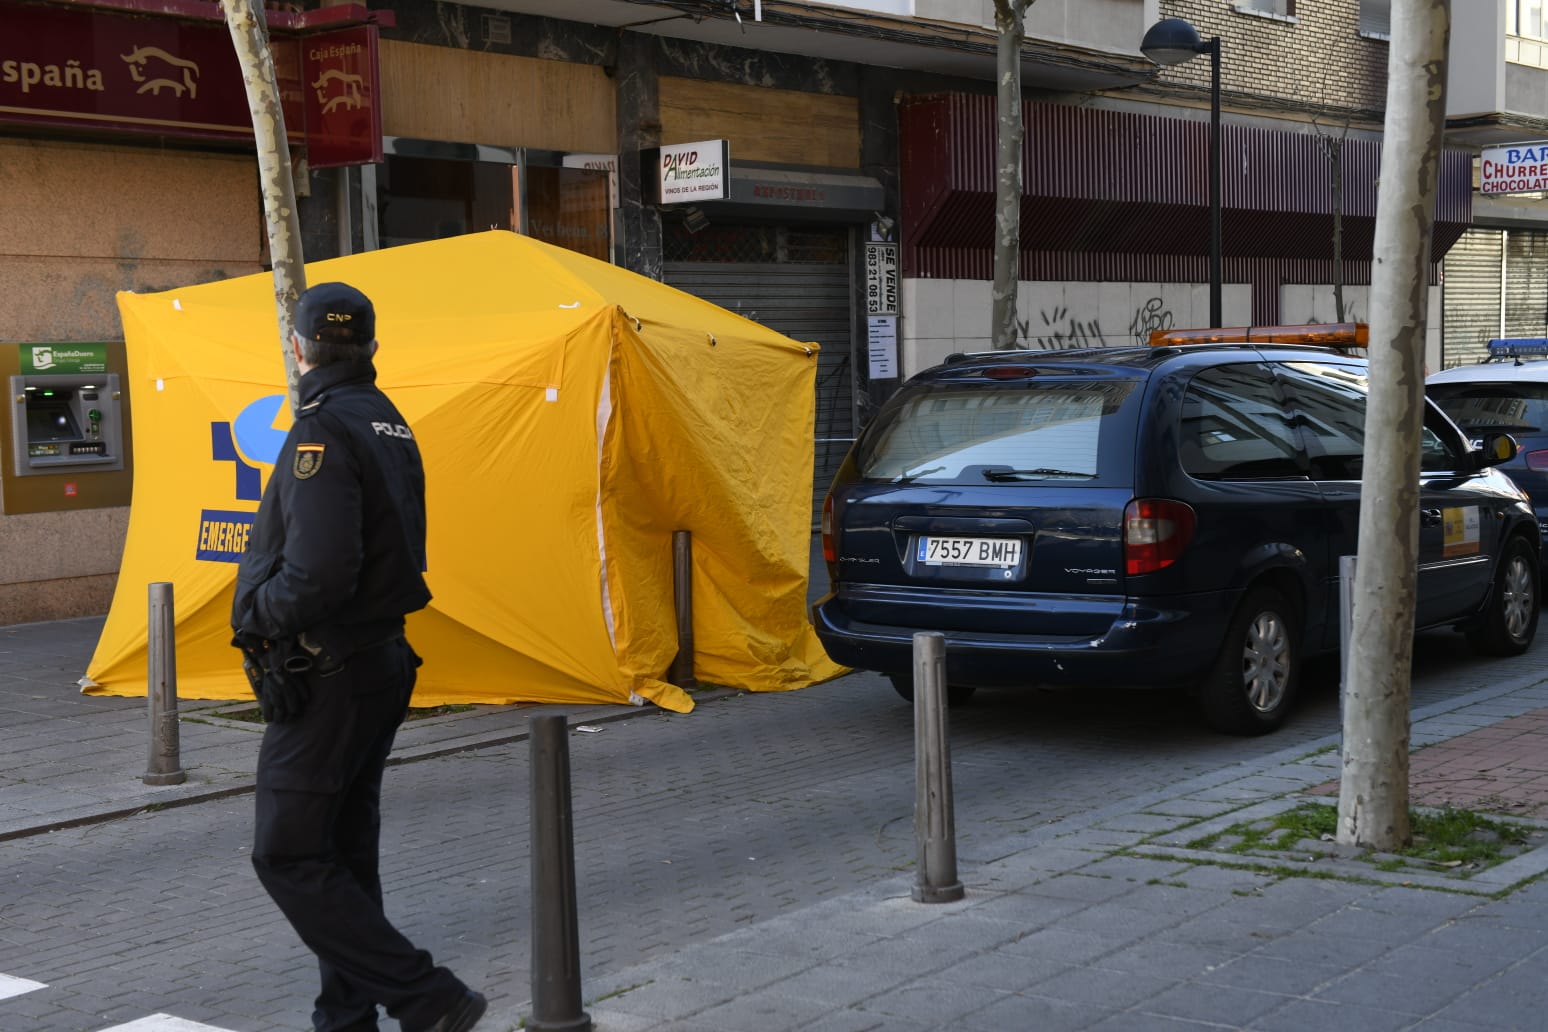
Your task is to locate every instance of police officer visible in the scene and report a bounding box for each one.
[232,282,486,1032]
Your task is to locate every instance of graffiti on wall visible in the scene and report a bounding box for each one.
[1010,297,1179,349]
[1016,307,1104,349]
[1128,297,1174,342]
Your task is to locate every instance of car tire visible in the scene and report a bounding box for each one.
[1198,586,1300,736]
[1466,535,1540,657]
[889,673,978,707]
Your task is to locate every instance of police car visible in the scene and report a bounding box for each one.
[1428,339,1548,565]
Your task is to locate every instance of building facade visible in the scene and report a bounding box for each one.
[1,0,1530,621]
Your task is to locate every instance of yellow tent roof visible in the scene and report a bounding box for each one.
[86,231,845,712]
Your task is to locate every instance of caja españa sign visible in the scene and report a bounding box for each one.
[300,25,383,168]
[1480,141,1548,195]
[0,0,383,166]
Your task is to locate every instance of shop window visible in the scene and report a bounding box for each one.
[377,155,516,249]
[517,166,612,263]
[372,140,613,262]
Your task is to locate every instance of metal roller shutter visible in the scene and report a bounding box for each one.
[1441,228,1502,368]
[1506,229,1548,340]
[663,224,855,527]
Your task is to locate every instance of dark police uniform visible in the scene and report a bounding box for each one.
[232,283,481,1032]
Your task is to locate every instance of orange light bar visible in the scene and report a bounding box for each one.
[1148,322,1369,348]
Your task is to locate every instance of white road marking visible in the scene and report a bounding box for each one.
[0,973,45,1000]
[95,1017,240,1032]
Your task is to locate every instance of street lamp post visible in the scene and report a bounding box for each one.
[1142,17,1222,329]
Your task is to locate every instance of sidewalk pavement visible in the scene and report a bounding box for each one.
[8,616,1548,1030]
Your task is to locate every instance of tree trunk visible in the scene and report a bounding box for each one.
[1336,0,1451,850]
[221,0,306,414]
[990,0,1029,349]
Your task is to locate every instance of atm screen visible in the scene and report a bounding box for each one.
[26,396,81,442]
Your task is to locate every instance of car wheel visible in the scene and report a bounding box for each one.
[1198,586,1300,736]
[889,673,978,707]
[1466,535,1540,657]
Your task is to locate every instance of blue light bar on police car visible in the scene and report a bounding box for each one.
[1487,338,1548,360]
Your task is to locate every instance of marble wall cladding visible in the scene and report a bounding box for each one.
[385,0,614,63]
[653,35,860,95]
[615,33,663,279]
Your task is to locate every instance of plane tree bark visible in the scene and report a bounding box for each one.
[1337,0,1452,850]
[991,0,1036,348]
[221,0,307,414]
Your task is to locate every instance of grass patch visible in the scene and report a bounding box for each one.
[1188,802,1536,877]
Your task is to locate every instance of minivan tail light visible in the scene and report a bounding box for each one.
[1124,498,1197,575]
[1526,449,1548,473]
[822,495,836,563]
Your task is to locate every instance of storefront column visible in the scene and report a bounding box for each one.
[614,33,662,279]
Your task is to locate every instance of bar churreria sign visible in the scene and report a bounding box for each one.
[1479,141,1548,195]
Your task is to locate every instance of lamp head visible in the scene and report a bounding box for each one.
[1142,17,1205,67]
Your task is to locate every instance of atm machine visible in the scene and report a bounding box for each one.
[2,343,132,514]
[11,374,125,476]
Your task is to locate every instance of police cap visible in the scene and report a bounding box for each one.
[294,282,375,346]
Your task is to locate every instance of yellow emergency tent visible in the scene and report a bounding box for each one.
[84,230,845,712]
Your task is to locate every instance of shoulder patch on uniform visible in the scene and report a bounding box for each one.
[293,443,325,480]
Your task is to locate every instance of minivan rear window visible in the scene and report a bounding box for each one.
[856,380,1140,485]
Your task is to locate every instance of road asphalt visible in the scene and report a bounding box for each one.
[7,613,1548,1031]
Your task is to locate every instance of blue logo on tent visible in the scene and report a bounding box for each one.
[233,394,288,465]
[201,394,286,562]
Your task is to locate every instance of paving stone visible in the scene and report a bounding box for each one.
[1086,939,1241,981]
[758,963,906,1006]
[1418,915,1548,958]
[929,950,1074,992]
[953,990,1114,1032]
[1312,968,1477,1017]
[1195,952,1346,996]
[1249,996,1420,1032]
[848,979,1008,1024]
[1136,982,1289,1026]
[1084,1011,1223,1031]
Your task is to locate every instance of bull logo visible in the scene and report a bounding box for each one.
[311,69,364,114]
[121,46,200,100]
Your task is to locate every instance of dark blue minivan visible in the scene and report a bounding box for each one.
[812,343,1540,735]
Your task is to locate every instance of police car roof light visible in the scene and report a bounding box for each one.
[1148,322,1369,349]
[1486,338,1548,363]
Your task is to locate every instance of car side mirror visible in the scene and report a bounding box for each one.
[1476,432,1520,468]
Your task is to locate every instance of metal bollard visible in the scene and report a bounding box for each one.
[667,530,698,689]
[143,582,187,786]
[911,631,963,903]
[1338,554,1356,754]
[529,714,592,1032]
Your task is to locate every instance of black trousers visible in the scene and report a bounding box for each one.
[252,637,466,1032]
